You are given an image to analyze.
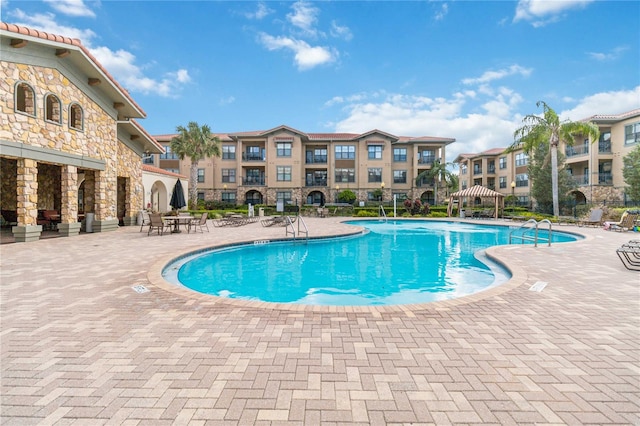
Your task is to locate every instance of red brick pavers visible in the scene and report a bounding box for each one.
[1,218,639,425]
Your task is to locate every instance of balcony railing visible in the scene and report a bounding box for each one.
[241,176,265,186]
[598,172,613,185]
[487,166,496,174]
[570,174,589,185]
[242,153,265,161]
[598,141,612,153]
[305,179,327,187]
[418,158,436,165]
[416,178,434,188]
[305,157,327,164]
[565,144,589,157]
[473,169,483,175]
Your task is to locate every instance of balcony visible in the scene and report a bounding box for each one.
[487,166,496,174]
[305,156,327,164]
[241,176,265,186]
[598,172,613,185]
[418,157,436,165]
[305,179,327,187]
[473,168,483,175]
[565,144,589,157]
[598,141,612,154]
[416,178,434,188]
[242,152,265,162]
[570,174,589,185]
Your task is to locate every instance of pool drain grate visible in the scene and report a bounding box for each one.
[529,281,548,292]
[132,285,149,294]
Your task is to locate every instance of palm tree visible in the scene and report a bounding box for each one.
[170,122,221,208]
[508,101,599,217]
[415,159,455,206]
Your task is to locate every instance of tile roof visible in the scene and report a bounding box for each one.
[142,164,187,179]
[1,22,146,118]
[581,108,640,123]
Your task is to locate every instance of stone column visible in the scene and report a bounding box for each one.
[13,158,42,242]
[58,165,81,237]
[92,170,119,233]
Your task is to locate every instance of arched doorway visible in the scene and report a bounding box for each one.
[306,190,325,205]
[419,190,435,205]
[245,190,263,205]
[150,180,168,212]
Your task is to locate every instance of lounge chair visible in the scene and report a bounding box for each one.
[577,208,603,227]
[610,213,638,232]
[616,240,640,271]
[148,213,170,236]
[188,212,209,233]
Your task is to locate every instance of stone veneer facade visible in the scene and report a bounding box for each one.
[1,62,144,240]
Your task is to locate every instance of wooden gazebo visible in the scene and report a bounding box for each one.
[447,185,504,219]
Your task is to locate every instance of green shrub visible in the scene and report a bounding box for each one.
[429,211,448,218]
[355,210,378,217]
[337,189,356,204]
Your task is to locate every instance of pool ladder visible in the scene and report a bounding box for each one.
[508,218,552,247]
[379,205,388,222]
[285,215,309,243]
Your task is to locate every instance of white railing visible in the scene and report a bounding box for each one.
[379,205,388,222]
[508,218,552,247]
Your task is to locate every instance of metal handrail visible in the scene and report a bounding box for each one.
[379,205,388,222]
[285,216,296,239]
[297,215,309,242]
[509,218,552,247]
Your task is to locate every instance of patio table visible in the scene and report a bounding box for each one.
[162,216,192,233]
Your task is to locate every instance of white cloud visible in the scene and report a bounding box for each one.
[587,46,629,61]
[330,20,352,41]
[219,96,236,106]
[462,65,532,85]
[434,3,449,21]
[7,9,191,98]
[43,0,96,18]
[559,86,640,121]
[287,1,320,37]
[513,0,594,27]
[244,2,272,20]
[258,33,336,70]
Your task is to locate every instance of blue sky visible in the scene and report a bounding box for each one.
[3,0,639,162]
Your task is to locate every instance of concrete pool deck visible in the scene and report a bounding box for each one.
[1,217,638,424]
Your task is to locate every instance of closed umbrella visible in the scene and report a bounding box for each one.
[170,180,186,210]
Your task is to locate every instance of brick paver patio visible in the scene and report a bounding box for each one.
[1,217,638,425]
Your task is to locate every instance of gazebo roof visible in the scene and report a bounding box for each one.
[450,185,504,198]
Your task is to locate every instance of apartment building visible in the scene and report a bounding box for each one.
[150,125,455,206]
[455,108,640,208]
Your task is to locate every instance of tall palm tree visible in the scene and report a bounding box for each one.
[508,101,599,217]
[171,122,221,208]
[415,159,454,205]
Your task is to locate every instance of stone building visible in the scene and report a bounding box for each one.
[0,23,163,242]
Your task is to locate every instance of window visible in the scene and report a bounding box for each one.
[69,103,83,130]
[419,150,435,164]
[277,166,291,181]
[368,168,382,183]
[164,168,180,174]
[160,145,179,160]
[335,145,355,159]
[197,168,205,183]
[368,145,382,160]
[473,164,482,174]
[245,146,264,161]
[625,122,640,145]
[277,142,292,157]
[222,169,236,183]
[515,173,528,187]
[15,82,35,116]
[45,94,61,124]
[499,156,507,169]
[461,164,467,174]
[306,148,327,163]
[393,170,407,184]
[393,148,407,162]
[392,192,407,201]
[515,153,528,167]
[488,160,495,173]
[222,145,236,160]
[499,176,506,189]
[276,191,292,204]
[221,192,236,203]
[462,181,468,190]
[335,168,355,183]
[245,169,264,185]
[197,192,205,201]
[599,132,612,153]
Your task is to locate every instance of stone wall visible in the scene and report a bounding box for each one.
[0,158,17,209]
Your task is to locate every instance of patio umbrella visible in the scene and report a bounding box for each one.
[169,180,186,210]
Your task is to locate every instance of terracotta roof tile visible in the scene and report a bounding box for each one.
[142,164,187,179]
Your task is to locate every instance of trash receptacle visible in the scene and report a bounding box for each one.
[85,212,94,232]
[459,210,466,218]
[258,208,265,217]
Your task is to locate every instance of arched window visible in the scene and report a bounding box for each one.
[69,103,83,130]
[15,82,36,116]
[45,94,62,124]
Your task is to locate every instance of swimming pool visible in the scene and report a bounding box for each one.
[162,220,579,306]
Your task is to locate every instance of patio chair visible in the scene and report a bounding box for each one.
[577,208,603,227]
[616,241,640,271]
[610,213,638,232]
[148,213,170,236]
[139,211,151,232]
[188,212,209,233]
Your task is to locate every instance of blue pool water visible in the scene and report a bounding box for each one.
[163,220,579,306]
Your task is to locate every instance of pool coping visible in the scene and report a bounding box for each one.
[147,218,592,314]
